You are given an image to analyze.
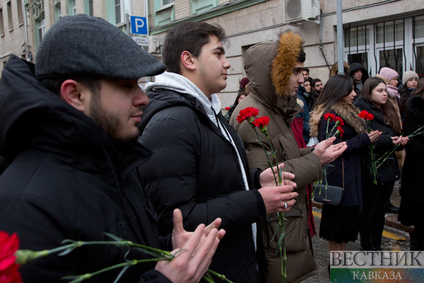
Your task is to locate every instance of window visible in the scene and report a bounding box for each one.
[84,0,93,16]
[68,0,76,15]
[344,16,424,79]
[38,17,45,41]
[35,15,45,47]
[344,25,369,74]
[153,0,174,26]
[379,49,403,77]
[106,0,124,25]
[17,0,23,24]
[54,1,61,22]
[414,16,424,78]
[190,0,217,15]
[7,1,12,30]
[0,8,4,35]
[162,0,174,5]
[114,0,121,24]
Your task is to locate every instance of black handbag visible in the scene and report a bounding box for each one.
[314,157,344,206]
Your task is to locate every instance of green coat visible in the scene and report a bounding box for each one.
[229,36,322,283]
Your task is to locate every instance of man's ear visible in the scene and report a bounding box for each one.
[60,79,88,113]
[180,51,196,71]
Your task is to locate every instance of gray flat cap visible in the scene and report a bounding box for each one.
[35,14,166,80]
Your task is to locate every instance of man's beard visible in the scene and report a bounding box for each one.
[90,93,139,142]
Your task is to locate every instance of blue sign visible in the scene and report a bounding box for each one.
[130,16,148,35]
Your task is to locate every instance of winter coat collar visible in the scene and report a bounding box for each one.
[145,71,221,127]
[354,96,386,126]
[310,101,366,137]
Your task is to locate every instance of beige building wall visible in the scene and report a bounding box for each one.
[1,0,423,98]
[0,0,28,69]
[145,0,424,108]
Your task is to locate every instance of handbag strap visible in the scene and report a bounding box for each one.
[342,157,345,190]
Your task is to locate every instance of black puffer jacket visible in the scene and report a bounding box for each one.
[0,55,171,283]
[354,96,401,186]
[398,96,424,225]
[138,88,266,283]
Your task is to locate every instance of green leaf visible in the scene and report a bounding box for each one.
[133,247,163,258]
[113,266,130,283]
[61,239,76,244]
[277,232,285,248]
[105,233,126,242]
[58,248,76,256]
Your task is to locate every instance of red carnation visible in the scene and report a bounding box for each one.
[0,232,22,283]
[359,110,374,120]
[366,113,374,120]
[323,113,336,122]
[225,107,231,111]
[253,116,270,128]
[358,110,367,119]
[334,117,344,127]
[337,126,344,138]
[236,107,259,124]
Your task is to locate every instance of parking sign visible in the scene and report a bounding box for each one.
[130,16,148,35]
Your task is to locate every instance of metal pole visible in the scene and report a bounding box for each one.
[145,0,149,36]
[337,0,344,75]
[125,13,130,36]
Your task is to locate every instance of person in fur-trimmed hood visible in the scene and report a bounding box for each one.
[229,31,347,283]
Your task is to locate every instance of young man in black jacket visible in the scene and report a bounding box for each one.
[137,22,301,282]
[0,15,224,283]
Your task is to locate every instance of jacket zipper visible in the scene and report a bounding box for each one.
[199,105,259,264]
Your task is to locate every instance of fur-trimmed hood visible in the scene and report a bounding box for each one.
[272,31,304,97]
[243,31,303,117]
[310,102,366,137]
[330,62,349,77]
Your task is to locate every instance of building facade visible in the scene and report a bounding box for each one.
[0,0,423,107]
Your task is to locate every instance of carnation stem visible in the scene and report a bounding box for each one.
[244,114,286,283]
[16,237,227,283]
[251,125,278,186]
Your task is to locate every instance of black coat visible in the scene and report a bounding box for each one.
[399,96,424,225]
[0,55,171,283]
[354,96,401,186]
[138,88,265,283]
[317,109,370,208]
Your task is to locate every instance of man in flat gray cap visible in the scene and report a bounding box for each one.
[0,15,224,283]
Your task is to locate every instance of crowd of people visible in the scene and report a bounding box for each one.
[0,13,423,283]
[224,41,423,280]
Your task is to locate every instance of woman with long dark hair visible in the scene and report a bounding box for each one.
[399,78,424,250]
[310,75,380,252]
[354,77,409,251]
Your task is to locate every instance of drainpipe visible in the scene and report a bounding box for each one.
[22,0,30,61]
[336,0,344,75]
